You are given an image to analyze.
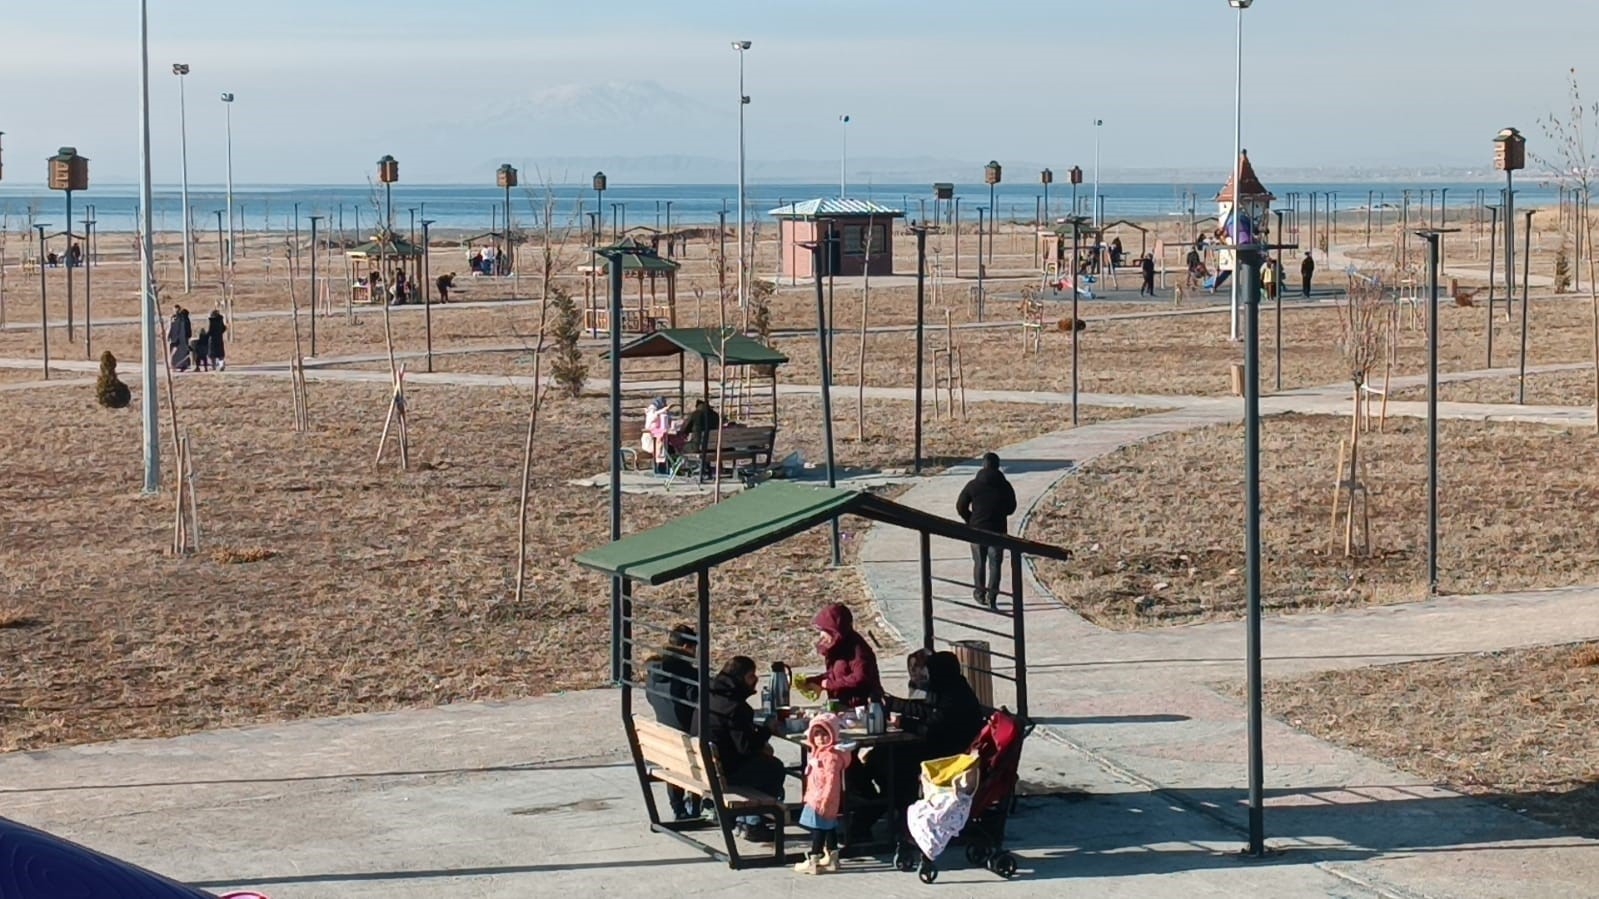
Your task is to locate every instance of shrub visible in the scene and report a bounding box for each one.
[548,285,587,398]
[95,350,131,409]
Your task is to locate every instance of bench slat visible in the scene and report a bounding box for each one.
[632,717,782,812]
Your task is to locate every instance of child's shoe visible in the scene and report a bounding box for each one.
[819,848,840,871]
[793,854,820,875]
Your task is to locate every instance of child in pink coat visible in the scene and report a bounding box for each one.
[794,713,853,875]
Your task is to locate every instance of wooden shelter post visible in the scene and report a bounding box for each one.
[1011,549,1028,719]
[920,531,935,651]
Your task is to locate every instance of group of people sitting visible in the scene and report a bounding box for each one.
[645,602,987,853]
[44,243,84,269]
[640,396,722,473]
[166,304,228,372]
[468,245,507,276]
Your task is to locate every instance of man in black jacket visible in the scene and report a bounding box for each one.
[956,452,1018,608]
[692,656,784,842]
[1301,251,1316,298]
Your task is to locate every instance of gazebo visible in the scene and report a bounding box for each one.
[769,198,904,280]
[605,326,786,428]
[574,480,1070,868]
[583,236,681,334]
[345,233,425,304]
[1214,149,1276,285]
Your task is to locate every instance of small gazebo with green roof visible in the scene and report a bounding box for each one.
[346,232,425,304]
[603,326,787,432]
[582,236,682,334]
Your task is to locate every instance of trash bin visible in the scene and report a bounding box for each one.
[951,639,994,708]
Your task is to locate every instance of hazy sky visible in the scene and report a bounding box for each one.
[2,0,1597,183]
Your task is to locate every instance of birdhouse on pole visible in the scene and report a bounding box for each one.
[1494,127,1526,172]
[377,154,399,184]
[1214,148,1274,275]
[48,147,88,192]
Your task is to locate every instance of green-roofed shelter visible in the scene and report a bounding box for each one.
[345,231,425,304]
[574,479,1069,867]
[605,327,785,459]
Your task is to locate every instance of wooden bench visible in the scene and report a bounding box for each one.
[619,419,651,471]
[694,426,776,477]
[629,716,789,868]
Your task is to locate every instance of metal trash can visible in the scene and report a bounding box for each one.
[951,639,994,708]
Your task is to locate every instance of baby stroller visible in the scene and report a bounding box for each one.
[897,707,1030,883]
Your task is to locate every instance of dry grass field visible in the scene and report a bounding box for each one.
[1030,413,1599,629]
[0,372,1089,752]
[1264,641,1599,838]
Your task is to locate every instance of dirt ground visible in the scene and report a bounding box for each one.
[1263,641,1599,838]
[1389,368,1597,407]
[1029,413,1599,629]
[0,374,1083,752]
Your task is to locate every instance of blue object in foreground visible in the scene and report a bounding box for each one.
[0,816,216,898]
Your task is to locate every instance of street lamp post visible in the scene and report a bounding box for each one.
[1228,0,1253,343]
[1069,165,1083,220]
[498,164,518,277]
[1065,216,1093,427]
[984,161,1002,266]
[805,240,843,566]
[48,147,88,344]
[34,223,50,379]
[221,92,235,269]
[82,211,95,356]
[1093,119,1103,226]
[976,207,987,321]
[308,215,323,356]
[733,40,752,307]
[422,218,436,372]
[839,114,850,198]
[913,224,928,475]
[140,0,160,492]
[1237,240,1266,860]
[173,64,192,291]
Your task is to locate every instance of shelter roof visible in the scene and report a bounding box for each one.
[591,236,680,272]
[574,481,1071,586]
[1215,150,1276,202]
[768,198,905,219]
[602,327,788,366]
[346,234,425,258]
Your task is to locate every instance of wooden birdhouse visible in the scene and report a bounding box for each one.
[377,154,399,184]
[1494,128,1526,172]
[48,147,88,192]
[497,164,518,188]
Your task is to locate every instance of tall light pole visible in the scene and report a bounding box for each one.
[1092,119,1104,227]
[34,223,51,379]
[733,40,751,308]
[839,114,850,198]
[220,91,235,269]
[172,65,192,291]
[1227,0,1253,342]
[140,0,160,493]
[308,214,323,357]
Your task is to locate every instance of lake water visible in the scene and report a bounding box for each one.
[0,181,1564,234]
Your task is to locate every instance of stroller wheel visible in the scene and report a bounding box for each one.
[989,851,1019,879]
[965,840,991,866]
[918,856,938,884]
[893,842,917,873]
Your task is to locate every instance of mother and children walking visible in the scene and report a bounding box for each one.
[644,599,987,876]
[166,305,228,372]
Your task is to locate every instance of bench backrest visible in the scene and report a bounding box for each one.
[632,716,716,789]
[708,426,775,452]
[620,419,644,444]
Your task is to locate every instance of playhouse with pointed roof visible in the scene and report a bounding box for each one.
[769,198,904,279]
[1214,149,1275,279]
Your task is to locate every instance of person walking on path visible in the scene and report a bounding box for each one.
[1139,253,1156,297]
[167,305,193,371]
[956,452,1018,608]
[1300,251,1316,298]
[206,309,228,371]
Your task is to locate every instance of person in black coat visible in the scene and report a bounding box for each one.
[1139,253,1157,297]
[682,399,721,454]
[645,625,701,820]
[956,452,1018,608]
[167,305,193,371]
[206,310,228,371]
[692,656,785,841]
[1301,251,1316,298]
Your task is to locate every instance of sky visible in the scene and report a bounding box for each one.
[2,0,1598,184]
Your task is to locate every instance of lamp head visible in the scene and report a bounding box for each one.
[172,63,189,76]
[220,92,234,103]
[732,40,752,50]
[1229,0,1254,8]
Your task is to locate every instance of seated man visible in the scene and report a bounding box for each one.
[681,398,721,454]
[692,656,785,842]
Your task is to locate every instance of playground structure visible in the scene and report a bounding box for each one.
[582,237,681,336]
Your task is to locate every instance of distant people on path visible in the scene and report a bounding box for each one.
[45,251,60,268]
[469,249,484,275]
[1262,255,1277,300]
[1301,251,1316,298]
[1139,253,1156,296]
[1109,237,1125,268]
[190,325,210,372]
[482,245,498,275]
[167,304,193,371]
[956,452,1018,609]
[436,272,455,303]
[1185,247,1205,290]
[67,243,83,268]
[206,309,228,371]
[391,269,409,305]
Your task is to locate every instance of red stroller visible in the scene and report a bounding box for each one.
[897,707,1031,883]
